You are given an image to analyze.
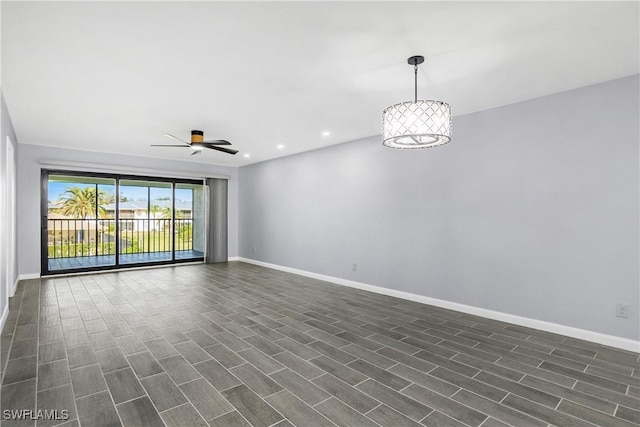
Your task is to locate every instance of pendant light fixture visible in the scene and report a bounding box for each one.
[382,55,452,149]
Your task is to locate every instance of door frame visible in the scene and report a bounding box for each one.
[6,139,16,298]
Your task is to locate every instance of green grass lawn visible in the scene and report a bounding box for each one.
[122,230,192,253]
[49,229,193,258]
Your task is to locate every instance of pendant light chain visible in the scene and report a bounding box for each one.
[414,63,418,102]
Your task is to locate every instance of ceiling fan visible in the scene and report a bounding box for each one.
[151,130,238,156]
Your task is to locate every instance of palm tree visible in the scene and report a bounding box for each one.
[59,186,107,219]
[150,205,181,219]
[163,206,175,219]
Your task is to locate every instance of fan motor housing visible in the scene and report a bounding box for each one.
[191,130,204,143]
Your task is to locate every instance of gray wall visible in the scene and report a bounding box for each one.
[1,92,19,320]
[239,75,640,341]
[17,144,239,276]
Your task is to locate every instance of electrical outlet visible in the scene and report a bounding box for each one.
[352,263,357,272]
[616,304,629,319]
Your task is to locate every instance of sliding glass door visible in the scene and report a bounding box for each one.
[42,170,206,275]
[45,174,117,271]
[176,183,206,260]
[119,179,174,265]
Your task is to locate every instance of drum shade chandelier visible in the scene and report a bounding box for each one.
[382,55,452,149]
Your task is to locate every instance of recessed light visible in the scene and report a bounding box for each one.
[322,131,330,137]
[277,144,284,150]
[243,154,250,158]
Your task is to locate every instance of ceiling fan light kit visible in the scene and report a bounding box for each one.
[382,55,452,149]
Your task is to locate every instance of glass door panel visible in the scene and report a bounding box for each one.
[43,171,205,274]
[119,179,173,265]
[175,183,205,260]
[46,174,116,272]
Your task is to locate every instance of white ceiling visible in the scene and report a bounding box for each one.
[2,1,638,167]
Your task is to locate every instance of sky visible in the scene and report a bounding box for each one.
[49,181,195,204]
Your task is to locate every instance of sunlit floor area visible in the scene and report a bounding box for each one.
[1,262,638,427]
[48,250,204,272]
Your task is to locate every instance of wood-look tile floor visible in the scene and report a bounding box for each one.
[1,262,638,427]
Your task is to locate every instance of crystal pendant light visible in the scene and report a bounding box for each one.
[382,55,452,149]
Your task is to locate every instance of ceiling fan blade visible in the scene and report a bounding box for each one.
[164,133,190,145]
[150,144,190,147]
[207,145,239,155]
[203,140,232,146]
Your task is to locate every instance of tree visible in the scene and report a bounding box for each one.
[100,190,115,204]
[59,186,107,219]
[150,205,181,219]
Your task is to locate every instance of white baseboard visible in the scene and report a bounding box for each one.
[228,256,241,261]
[235,257,640,352]
[0,304,8,335]
[9,274,39,297]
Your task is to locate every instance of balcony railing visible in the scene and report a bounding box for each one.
[47,218,195,259]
